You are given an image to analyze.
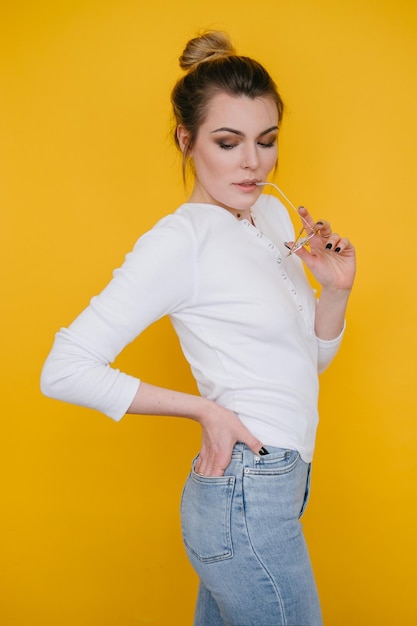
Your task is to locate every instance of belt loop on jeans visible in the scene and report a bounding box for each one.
[231,442,245,458]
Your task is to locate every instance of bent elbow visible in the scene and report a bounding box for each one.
[40,354,67,400]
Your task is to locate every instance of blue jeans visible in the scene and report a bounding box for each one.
[180,443,322,626]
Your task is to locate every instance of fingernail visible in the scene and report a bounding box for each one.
[326,243,333,250]
[284,242,291,249]
[316,221,324,226]
[335,246,341,253]
[259,447,270,456]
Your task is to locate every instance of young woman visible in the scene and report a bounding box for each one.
[41,31,356,626]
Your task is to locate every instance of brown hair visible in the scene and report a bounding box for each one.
[171,31,284,179]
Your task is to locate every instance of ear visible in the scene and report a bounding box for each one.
[177,125,191,154]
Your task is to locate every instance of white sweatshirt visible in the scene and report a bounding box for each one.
[41,194,344,462]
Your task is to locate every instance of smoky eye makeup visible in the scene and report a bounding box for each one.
[214,136,240,150]
[215,136,277,150]
[258,133,277,147]
[217,141,238,150]
[212,126,278,150]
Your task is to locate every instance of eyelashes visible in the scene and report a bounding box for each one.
[217,139,277,150]
[258,141,276,148]
[218,142,236,150]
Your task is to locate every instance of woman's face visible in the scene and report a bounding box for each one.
[183,92,279,213]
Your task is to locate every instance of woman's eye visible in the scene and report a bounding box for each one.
[216,138,276,150]
[258,139,277,148]
[218,142,236,150]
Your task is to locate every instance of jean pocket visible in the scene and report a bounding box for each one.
[245,448,300,476]
[180,471,236,563]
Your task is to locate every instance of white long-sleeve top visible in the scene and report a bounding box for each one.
[41,194,344,462]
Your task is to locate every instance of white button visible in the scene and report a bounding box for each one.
[254,456,260,462]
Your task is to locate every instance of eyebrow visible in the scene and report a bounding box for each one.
[210,125,278,137]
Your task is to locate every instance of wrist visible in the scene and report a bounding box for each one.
[318,286,352,310]
[191,397,218,425]
[315,288,351,340]
[319,284,352,297]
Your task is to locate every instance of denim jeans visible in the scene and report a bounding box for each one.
[180,443,322,626]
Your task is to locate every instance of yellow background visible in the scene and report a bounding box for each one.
[1,0,416,624]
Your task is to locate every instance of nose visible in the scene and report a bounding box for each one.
[241,143,260,170]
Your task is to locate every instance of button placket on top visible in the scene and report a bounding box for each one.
[241,220,309,326]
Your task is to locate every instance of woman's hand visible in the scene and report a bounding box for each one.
[291,207,356,292]
[194,403,264,477]
[127,382,264,478]
[285,207,356,340]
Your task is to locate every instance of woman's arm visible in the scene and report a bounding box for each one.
[293,207,356,341]
[127,381,265,476]
[41,329,265,476]
[314,286,351,340]
[41,216,264,477]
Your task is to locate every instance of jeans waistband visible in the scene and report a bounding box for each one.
[230,441,301,461]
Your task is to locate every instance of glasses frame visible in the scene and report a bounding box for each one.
[255,182,318,255]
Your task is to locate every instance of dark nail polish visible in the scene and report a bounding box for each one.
[335,246,341,253]
[259,447,270,456]
[326,243,333,250]
[284,242,291,249]
[316,221,324,226]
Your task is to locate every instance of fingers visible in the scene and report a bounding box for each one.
[296,231,344,258]
[247,436,268,458]
[195,447,268,477]
[315,219,332,239]
[297,206,317,234]
[297,208,335,250]
[194,437,267,477]
[194,435,234,477]
[194,453,230,477]
[195,408,267,477]
[320,234,353,254]
[296,208,349,256]
[312,220,353,255]
[323,236,351,254]
[299,207,351,251]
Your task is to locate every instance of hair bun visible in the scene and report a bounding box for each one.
[179,31,236,71]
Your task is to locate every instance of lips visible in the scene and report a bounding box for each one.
[233,179,261,193]
[235,179,260,186]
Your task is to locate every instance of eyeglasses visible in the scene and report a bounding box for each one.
[255,182,318,256]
